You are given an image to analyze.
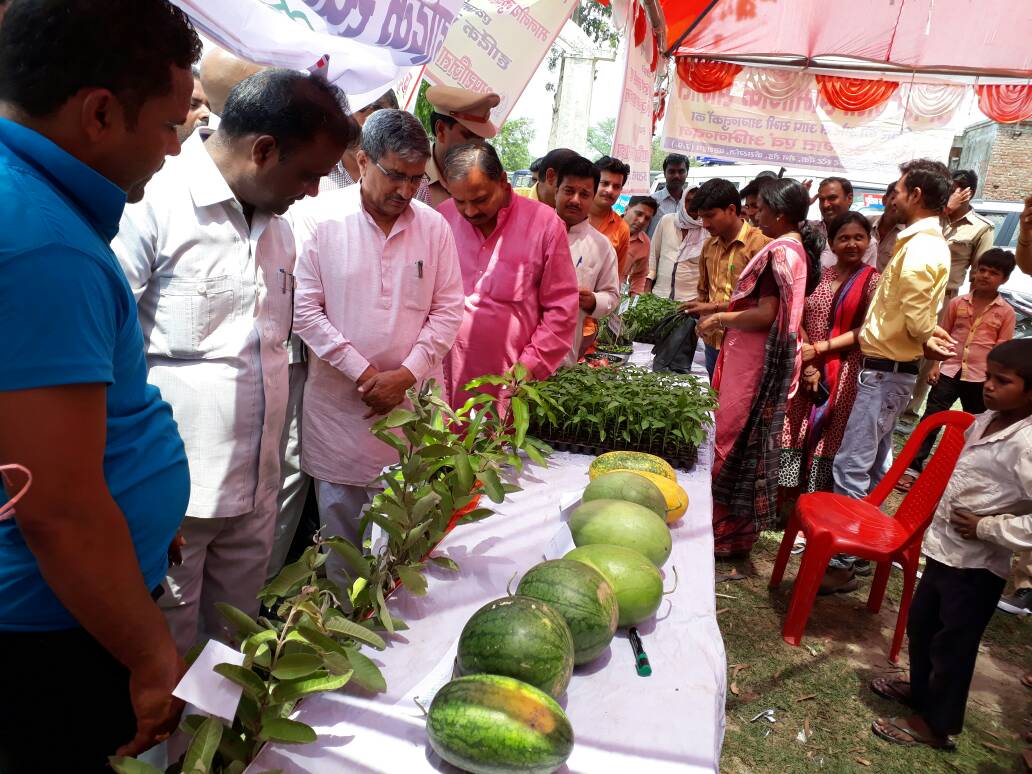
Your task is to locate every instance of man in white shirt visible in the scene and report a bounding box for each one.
[554,155,620,363]
[114,69,358,654]
[808,176,878,268]
[292,109,464,569]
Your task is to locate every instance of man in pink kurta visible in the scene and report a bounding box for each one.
[437,143,579,407]
[292,110,464,552]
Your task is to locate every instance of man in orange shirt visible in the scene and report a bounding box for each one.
[621,195,657,295]
[589,155,631,271]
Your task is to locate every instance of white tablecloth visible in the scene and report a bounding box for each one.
[254,345,725,773]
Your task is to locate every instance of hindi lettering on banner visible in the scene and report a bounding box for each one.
[173,0,463,91]
[660,69,972,179]
[611,35,655,195]
[426,0,576,125]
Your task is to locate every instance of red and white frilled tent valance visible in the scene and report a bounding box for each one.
[665,0,1032,123]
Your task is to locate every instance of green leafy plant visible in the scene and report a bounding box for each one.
[620,295,680,343]
[111,371,553,774]
[337,369,553,631]
[111,539,386,774]
[527,365,717,465]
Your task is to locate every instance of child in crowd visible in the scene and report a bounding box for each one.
[869,338,1032,749]
[898,248,1017,490]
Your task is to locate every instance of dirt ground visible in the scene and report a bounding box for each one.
[716,532,1030,773]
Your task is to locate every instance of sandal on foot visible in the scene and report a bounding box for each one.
[870,677,914,707]
[894,473,917,493]
[871,717,955,750]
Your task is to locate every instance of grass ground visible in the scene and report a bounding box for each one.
[716,429,1030,773]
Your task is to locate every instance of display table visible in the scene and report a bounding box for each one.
[253,345,725,773]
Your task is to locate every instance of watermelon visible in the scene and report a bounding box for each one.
[427,674,574,774]
[456,596,575,698]
[582,470,666,519]
[516,559,618,665]
[569,499,672,567]
[589,451,676,482]
[564,544,663,627]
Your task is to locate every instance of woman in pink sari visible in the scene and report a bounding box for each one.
[698,179,822,558]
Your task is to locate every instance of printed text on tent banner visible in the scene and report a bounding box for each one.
[661,71,972,179]
[611,34,654,195]
[426,0,577,126]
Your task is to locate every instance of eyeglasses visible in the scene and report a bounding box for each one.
[375,161,427,188]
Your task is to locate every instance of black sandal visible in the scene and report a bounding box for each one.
[872,716,955,750]
[870,677,914,707]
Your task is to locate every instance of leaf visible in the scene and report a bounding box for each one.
[395,565,428,596]
[213,663,268,701]
[324,615,387,650]
[417,444,455,459]
[271,652,324,680]
[215,603,264,638]
[259,718,318,745]
[242,628,279,658]
[479,467,504,503]
[458,507,494,523]
[410,492,441,525]
[510,396,529,447]
[523,441,547,466]
[453,450,474,492]
[381,408,418,428]
[262,560,312,599]
[271,672,351,703]
[217,728,253,763]
[346,648,388,693]
[109,757,166,774]
[181,716,223,774]
[296,624,348,656]
[429,555,460,572]
[324,538,371,580]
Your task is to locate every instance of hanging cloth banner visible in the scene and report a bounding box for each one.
[611,10,655,195]
[173,0,463,100]
[661,67,973,180]
[425,0,577,126]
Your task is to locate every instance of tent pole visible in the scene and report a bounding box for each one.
[663,0,722,57]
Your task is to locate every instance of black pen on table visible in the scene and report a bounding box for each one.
[629,627,651,677]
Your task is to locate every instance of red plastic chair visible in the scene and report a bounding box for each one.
[769,410,974,663]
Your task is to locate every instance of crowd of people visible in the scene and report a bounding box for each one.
[0,0,1030,770]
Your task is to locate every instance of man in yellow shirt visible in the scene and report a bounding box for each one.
[525,146,578,207]
[682,177,770,377]
[833,159,957,501]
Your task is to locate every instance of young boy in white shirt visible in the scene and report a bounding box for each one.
[868,338,1032,750]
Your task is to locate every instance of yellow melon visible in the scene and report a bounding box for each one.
[610,469,688,524]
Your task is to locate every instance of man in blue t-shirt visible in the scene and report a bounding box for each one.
[0,1,201,769]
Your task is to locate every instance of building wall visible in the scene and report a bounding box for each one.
[955,119,1032,201]
[981,122,1032,201]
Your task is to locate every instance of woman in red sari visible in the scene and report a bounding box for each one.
[780,212,881,494]
[698,179,822,558]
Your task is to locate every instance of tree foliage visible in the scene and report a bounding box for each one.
[586,117,616,159]
[493,116,536,171]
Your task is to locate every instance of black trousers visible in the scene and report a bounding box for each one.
[912,375,985,471]
[907,557,1005,737]
[0,627,136,773]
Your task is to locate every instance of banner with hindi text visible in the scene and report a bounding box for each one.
[174,0,463,102]
[660,70,971,181]
[611,33,654,195]
[425,0,577,126]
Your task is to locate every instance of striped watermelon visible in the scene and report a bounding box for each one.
[456,596,575,698]
[516,559,618,665]
[427,674,574,774]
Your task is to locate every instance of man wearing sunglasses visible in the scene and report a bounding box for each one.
[292,109,463,569]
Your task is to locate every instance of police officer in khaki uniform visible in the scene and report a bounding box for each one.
[424,85,500,208]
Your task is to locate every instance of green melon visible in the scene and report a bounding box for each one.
[569,499,672,567]
[516,559,619,665]
[564,544,664,627]
[427,674,574,774]
[456,596,575,698]
[582,470,666,519]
